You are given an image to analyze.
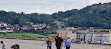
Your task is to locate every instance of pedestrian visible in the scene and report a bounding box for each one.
[64,37,71,49]
[1,41,6,49]
[60,37,63,49]
[56,36,63,49]
[11,44,20,49]
[43,37,52,49]
[55,33,63,49]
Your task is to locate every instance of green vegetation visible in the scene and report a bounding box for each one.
[0,2,111,29]
[94,29,110,31]
[0,33,48,38]
[47,34,56,38]
[87,29,110,31]
[14,26,58,34]
[51,2,111,29]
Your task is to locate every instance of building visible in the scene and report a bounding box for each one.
[32,24,46,30]
[60,27,75,40]
[59,27,111,44]
[0,22,13,32]
[27,22,33,25]
[6,25,14,30]
[53,21,65,29]
[85,32,111,44]
[0,21,7,27]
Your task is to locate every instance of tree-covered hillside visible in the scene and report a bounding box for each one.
[0,11,54,25]
[0,2,111,28]
[51,2,111,28]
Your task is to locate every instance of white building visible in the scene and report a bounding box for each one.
[60,27,75,40]
[60,27,111,44]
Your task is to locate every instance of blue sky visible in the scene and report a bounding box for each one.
[0,0,111,14]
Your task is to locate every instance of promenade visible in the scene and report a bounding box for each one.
[0,39,111,49]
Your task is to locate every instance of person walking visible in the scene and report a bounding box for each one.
[11,44,20,49]
[55,33,63,49]
[43,37,52,49]
[60,37,63,49]
[1,41,6,49]
[64,37,71,49]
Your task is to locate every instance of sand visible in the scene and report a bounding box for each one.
[0,39,111,49]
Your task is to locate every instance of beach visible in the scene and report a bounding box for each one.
[0,39,111,49]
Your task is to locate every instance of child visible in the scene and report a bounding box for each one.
[43,37,52,49]
[64,37,71,49]
[1,41,6,49]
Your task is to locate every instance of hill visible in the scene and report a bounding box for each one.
[0,2,111,28]
[51,2,111,28]
[0,11,54,25]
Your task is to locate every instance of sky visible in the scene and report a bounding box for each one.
[0,0,111,14]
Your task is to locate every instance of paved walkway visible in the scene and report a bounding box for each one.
[0,39,111,49]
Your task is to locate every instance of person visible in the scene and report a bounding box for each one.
[55,36,62,49]
[1,41,6,49]
[11,44,20,49]
[64,37,71,49]
[60,37,63,49]
[43,37,52,49]
[55,33,63,49]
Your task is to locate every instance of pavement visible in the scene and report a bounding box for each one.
[0,39,111,49]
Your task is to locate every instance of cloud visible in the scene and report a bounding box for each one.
[0,0,111,14]
[88,0,98,5]
[88,0,111,5]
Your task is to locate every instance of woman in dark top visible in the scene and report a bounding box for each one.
[55,33,63,49]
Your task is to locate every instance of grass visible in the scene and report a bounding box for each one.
[47,34,56,38]
[2,29,109,39]
[56,29,62,33]
[94,29,110,31]
[0,33,48,39]
[86,29,110,31]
